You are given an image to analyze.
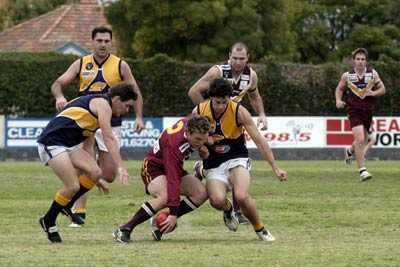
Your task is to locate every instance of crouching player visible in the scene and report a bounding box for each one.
[113,115,211,243]
[37,83,137,243]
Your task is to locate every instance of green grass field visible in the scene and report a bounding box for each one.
[0,160,399,267]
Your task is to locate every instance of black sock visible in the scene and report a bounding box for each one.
[65,185,91,210]
[177,197,199,218]
[120,202,155,232]
[44,201,65,226]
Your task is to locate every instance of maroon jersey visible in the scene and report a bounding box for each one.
[345,67,378,110]
[145,118,193,215]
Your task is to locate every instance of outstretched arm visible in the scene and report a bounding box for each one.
[238,105,287,181]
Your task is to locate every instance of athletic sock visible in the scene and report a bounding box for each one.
[66,175,96,209]
[44,191,71,226]
[177,197,199,218]
[120,201,155,232]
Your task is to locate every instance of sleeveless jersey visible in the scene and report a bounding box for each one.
[38,94,109,147]
[345,67,377,110]
[146,117,194,209]
[216,63,255,102]
[197,99,248,169]
[78,54,122,127]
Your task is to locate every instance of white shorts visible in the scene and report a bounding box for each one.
[95,126,122,152]
[203,157,251,186]
[37,143,82,165]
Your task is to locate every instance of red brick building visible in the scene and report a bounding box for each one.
[0,0,115,56]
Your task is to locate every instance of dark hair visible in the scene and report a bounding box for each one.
[187,115,211,135]
[92,26,112,40]
[208,78,232,98]
[231,42,249,54]
[108,83,137,101]
[352,48,368,60]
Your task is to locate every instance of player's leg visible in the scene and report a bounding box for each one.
[352,125,372,181]
[229,166,275,241]
[69,136,96,226]
[205,168,238,231]
[178,174,208,217]
[38,145,81,243]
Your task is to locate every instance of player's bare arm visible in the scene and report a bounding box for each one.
[188,66,221,105]
[335,73,347,109]
[51,59,81,111]
[247,70,268,129]
[90,98,129,184]
[120,60,144,132]
[365,70,386,97]
[238,105,287,181]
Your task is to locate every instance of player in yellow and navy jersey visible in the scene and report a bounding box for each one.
[194,78,287,241]
[188,42,268,224]
[38,83,137,243]
[50,26,144,226]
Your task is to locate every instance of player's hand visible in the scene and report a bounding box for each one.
[336,100,346,109]
[273,167,288,182]
[96,179,110,195]
[198,145,209,159]
[117,166,130,185]
[134,117,145,133]
[257,115,268,130]
[160,215,177,233]
[55,96,67,111]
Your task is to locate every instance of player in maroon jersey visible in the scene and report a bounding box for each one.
[335,48,386,181]
[112,115,211,243]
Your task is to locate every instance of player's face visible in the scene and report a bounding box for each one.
[211,96,229,116]
[187,132,209,149]
[229,49,248,73]
[111,98,134,116]
[353,53,367,70]
[93,32,112,58]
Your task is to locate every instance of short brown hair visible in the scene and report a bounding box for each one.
[187,115,211,135]
[352,48,368,60]
[231,42,249,54]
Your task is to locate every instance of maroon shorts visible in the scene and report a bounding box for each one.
[347,108,373,131]
[140,159,188,194]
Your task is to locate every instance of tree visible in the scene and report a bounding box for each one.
[0,0,69,31]
[106,0,297,62]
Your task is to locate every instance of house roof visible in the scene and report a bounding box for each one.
[0,0,113,54]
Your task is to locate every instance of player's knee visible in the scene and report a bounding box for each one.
[155,193,168,206]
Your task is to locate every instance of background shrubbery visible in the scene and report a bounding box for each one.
[0,53,398,117]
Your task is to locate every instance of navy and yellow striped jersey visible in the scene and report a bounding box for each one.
[197,99,248,169]
[38,94,109,147]
[78,54,123,127]
[78,54,122,96]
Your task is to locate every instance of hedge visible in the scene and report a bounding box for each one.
[0,53,398,117]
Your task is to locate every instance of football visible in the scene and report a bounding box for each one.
[155,211,177,233]
[155,211,169,228]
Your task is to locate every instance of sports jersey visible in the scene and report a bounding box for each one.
[145,118,194,213]
[216,63,255,102]
[38,94,108,147]
[197,99,248,169]
[78,54,122,126]
[345,67,379,110]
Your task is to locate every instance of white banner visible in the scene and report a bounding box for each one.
[164,116,326,148]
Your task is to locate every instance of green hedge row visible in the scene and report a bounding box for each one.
[0,53,398,117]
